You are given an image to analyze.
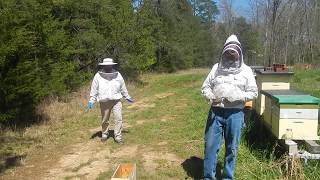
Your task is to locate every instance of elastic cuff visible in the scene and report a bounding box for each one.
[125,96,131,100]
[89,97,96,103]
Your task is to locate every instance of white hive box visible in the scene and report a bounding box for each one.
[261,90,319,140]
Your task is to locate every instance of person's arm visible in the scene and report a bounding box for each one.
[89,74,99,103]
[243,68,258,101]
[119,73,132,100]
[201,65,218,102]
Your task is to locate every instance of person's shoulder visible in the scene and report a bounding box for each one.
[212,63,219,69]
[94,72,100,78]
[114,71,124,80]
[205,63,218,76]
[210,63,219,72]
[242,64,253,72]
[241,64,255,77]
[116,71,122,77]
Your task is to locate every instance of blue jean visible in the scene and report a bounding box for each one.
[203,107,244,180]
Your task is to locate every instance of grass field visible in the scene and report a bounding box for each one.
[0,68,320,179]
[291,69,320,98]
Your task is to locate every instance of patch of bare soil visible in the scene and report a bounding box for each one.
[41,143,179,179]
[127,98,156,109]
[122,121,133,128]
[41,143,139,180]
[136,120,147,125]
[43,140,111,180]
[160,115,178,122]
[126,92,174,110]
[157,141,168,146]
[110,145,138,159]
[142,150,183,174]
[155,92,175,99]
[2,139,183,180]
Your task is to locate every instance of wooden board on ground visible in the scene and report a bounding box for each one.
[111,163,136,180]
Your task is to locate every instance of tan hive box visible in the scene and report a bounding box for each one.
[254,70,294,115]
[261,90,319,140]
[111,163,136,180]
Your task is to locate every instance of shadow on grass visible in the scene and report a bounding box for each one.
[0,154,26,174]
[181,156,223,180]
[0,111,51,132]
[181,156,203,179]
[242,108,286,160]
[90,129,130,141]
[0,135,36,174]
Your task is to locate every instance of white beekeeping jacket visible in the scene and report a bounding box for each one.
[89,71,131,103]
[201,63,258,109]
[201,35,258,109]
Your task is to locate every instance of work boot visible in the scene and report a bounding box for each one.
[101,132,108,142]
[115,138,124,145]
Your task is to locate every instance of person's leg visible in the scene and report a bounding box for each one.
[204,108,224,180]
[100,101,112,140]
[112,100,123,142]
[222,109,244,180]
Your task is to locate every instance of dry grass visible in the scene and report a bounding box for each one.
[36,86,90,122]
[0,85,97,176]
[24,86,91,144]
[282,156,304,180]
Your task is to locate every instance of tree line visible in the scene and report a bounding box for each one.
[220,0,320,66]
[0,0,222,126]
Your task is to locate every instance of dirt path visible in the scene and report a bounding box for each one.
[43,139,112,179]
[1,92,186,180]
[2,130,183,180]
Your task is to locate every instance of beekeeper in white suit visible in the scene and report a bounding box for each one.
[201,35,258,179]
[87,58,133,144]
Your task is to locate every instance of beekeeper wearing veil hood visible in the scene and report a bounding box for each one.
[201,35,258,179]
[87,58,134,144]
